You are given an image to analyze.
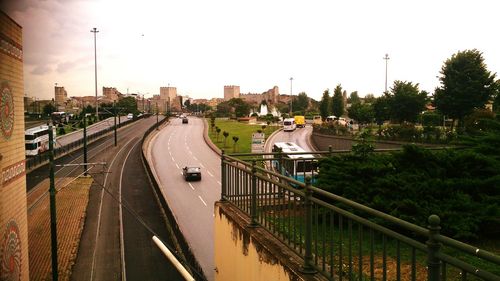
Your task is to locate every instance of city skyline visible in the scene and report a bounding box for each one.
[2,0,499,102]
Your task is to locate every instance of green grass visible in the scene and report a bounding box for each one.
[207,118,279,154]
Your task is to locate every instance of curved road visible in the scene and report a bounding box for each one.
[265,124,315,152]
[150,116,220,281]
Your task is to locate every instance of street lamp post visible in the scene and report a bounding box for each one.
[91,27,99,120]
[289,77,293,115]
[383,53,390,93]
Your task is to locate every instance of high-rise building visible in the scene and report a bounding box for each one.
[224,85,240,100]
[0,10,30,281]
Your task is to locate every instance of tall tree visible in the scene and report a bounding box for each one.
[349,91,361,105]
[117,96,138,114]
[292,92,309,114]
[348,102,374,124]
[364,94,376,104]
[388,80,428,123]
[433,49,497,130]
[43,103,56,116]
[331,84,345,117]
[372,95,391,126]
[319,89,331,120]
[229,98,251,117]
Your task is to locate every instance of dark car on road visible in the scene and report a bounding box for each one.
[182,117,188,124]
[182,166,201,181]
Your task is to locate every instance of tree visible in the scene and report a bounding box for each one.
[216,101,232,117]
[372,95,391,126]
[331,84,344,117]
[433,49,497,130]
[387,80,428,123]
[216,127,221,142]
[228,98,251,117]
[349,91,361,105]
[348,102,374,124]
[43,103,56,116]
[319,89,331,120]
[223,131,229,147]
[232,136,239,152]
[292,92,309,114]
[117,96,138,115]
[364,94,376,104]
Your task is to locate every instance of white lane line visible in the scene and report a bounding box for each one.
[180,172,183,176]
[200,163,205,168]
[171,156,175,162]
[217,181,221,185]
[193,156,198,161]
[175,163,179,169]
[188,150,192,155]
[207,170,214,177]
[169,151,172,156]
[188,183,195,190]
[198,195,207,206]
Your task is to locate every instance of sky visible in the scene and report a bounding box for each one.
[1,0,499,101]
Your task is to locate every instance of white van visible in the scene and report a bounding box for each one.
[283,118,296,132]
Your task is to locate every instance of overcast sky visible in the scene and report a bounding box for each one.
[2,0,499,101]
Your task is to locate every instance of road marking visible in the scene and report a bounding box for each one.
[188,150,192,154]
[200,163,205,168]
[180,172,183,175]
[198,195,207,206]
[171,156,175,162]
[175,163,179,169]
[193,156,198,161]
[217,181,221,185]
[188,183,195,190]
[169,151,172,156]
[207,170,214,177]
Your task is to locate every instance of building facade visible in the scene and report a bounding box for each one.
[0,11,30,281]
[102,87,121,103]
[224,85,240,101]
[54,86,67,110]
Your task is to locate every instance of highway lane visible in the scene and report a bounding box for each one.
[150,116,220,281]
[265,124,315,152]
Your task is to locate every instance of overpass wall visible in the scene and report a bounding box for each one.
[214,202,326,281]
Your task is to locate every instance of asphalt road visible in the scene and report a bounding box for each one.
[150,116,221,281]
[55,116,129,147]
[26,115,184,281]
[265,124,315,152]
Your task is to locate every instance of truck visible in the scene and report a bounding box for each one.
[294,115,305,128]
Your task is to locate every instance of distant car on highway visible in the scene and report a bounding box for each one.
[182,117,188,124]
[127,113,133,119]
[182,166,201,181]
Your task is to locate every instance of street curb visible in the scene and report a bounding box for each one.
[202,118,222,156]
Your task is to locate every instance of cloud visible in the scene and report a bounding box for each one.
[56,61,76,73]
[30,65,52,75]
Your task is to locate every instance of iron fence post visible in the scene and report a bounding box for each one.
[220,150,226,201]
[48,126,59,281]
[249,160,258,227]
[83,115,88,175]
[426,214,441,281]
[302,176,317,274]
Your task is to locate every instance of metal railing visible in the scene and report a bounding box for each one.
[220,150,500,281]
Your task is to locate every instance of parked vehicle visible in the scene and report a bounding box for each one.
[313,115,322,125]
[127,113,133,119]
[51,111,67,124]
[182,117,188,124]
[283,118,296,131]
[182,166,201,181]
[326,115,337,122]
[294,115,306,128]
[25,125,56,156]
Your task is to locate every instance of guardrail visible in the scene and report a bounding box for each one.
[220,150,500,281]
[25,117,138,171]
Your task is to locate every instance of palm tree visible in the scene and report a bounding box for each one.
[223,131,229,147]
[232,136,239,152]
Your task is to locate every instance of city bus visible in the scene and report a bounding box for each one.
[272,142,318,184]
[25,126,55,156]
[283,118,296,132]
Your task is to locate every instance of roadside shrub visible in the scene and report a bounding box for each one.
[58,127,66,135]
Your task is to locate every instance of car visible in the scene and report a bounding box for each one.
[182,117,188,124]
[127,113,133,119]
[182,166,201,181]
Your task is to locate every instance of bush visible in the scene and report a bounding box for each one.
[316,144,500,240]
[58,127,66,135]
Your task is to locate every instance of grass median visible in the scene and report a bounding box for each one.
[207,118,279,154]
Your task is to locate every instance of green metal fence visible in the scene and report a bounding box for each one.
[220,150,500,281]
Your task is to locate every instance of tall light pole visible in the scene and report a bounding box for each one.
[383,53,390,93]
[289,77,293,115]
[91,27,99,120]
